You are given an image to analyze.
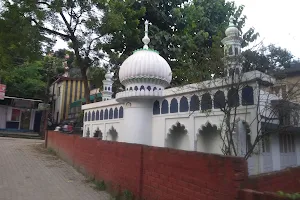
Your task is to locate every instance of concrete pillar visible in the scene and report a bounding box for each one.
[123,100,153,145]
[271,133,281,171]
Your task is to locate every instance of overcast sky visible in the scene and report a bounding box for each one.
[54,0,300,59]
[234,0,300,59]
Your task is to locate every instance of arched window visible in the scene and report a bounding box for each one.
[229,68,234,76]
[147,86,151,91]
[235,47,239,55]
[88,111,91,121]
[140,85,145,91]
[96,110,100,120]
[119,106,124,118]
[114,108,118,119]
[92,111,95,121]
[134,86,138,91]
[153,100,160,115]
[170,98,178,113]
[242,86,254,105]
[161,99,169,114]
[129,87,133,91]
[104,109,108,120]
[105,86,107,90]
[109,108,113,119]
[201,93,212,111]
[235,68,240,75]
[229,46,233,55]
[190,95,200,111]
[84,112,87,122]
[228,88,240,107]
[180,96,189,112]
[214,91,225,109]
[100,110,103,120]
[108,87,111,91]
[153,87,157,91]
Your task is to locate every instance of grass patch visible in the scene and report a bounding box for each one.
[47,148,57,156]
[94,180,106,191]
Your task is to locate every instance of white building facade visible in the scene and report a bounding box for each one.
[82,20,300,175]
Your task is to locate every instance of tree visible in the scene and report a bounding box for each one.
[0,3,48,71]
[103,0,259,86]
[243,44,300,73]
[3,0,145,103]
[0,55,63,99]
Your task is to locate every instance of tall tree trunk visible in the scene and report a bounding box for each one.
[81,67,90,104]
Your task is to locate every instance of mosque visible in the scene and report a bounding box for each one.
[82,18,300,175]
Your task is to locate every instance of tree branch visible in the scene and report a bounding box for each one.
[31,18,70,39]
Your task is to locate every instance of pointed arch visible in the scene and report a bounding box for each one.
[114,107,119,119]
[228,88,240,107]
[147,86,151,91]
[153,100,160,115]
[169,122,188,135]
[104,109,108,120]
[96,110,100,120]
[180,96,189,112]
[88,111,91,121]
[140,85,145,91]
[129,87,133,91]
[134,86,138,91]
[119,106,124,118]
[214,91,225,109]
[201,93,212,111]
[92,111,95,121]
[109,108,113,119]
[153,87,157,91]
[161,99,169,114]
[170,98,178,113]
[100,110,103,120]
[190,95,200,111]
[242,86,254,105]
[84,112,87,122]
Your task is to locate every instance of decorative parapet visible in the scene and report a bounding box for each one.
[116,90,163,101]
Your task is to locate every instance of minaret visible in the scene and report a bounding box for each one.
[102,68,113,101]
[221,16,243,76]
[116,20,172,145]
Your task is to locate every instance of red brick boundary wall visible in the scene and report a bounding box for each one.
[239,167,300,200]
[241,167,300,193]
[47,131,247,200]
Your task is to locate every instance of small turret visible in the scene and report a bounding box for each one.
[221,16,244,76]
[102,69,113,101]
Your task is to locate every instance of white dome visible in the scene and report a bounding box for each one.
[105,72,113,80]
[225,17,239,37]
[119,49,172,87]
[225,26,239,37]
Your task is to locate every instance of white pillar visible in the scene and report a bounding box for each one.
[271,133,281,171]
[123,100,153,145]
[295,134,300,166]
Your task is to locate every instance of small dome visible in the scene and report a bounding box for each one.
[119,49,172,87]
[105,72,113,80]
[225,17,239,37]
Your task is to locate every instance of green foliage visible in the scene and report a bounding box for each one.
[122,190,134,200]
[0,3,47,70]
[0,55,63,99]
[277,191,300,199]
[243,44,299,73]
[94,180,106,191]
[87,67,106,89]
